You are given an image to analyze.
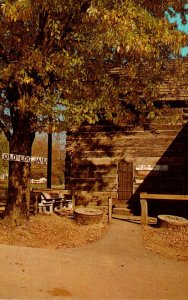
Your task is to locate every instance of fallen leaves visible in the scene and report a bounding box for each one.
[0,213,109,249]
[142,225,188,260]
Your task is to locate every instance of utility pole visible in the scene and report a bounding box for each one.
[47,132,52,188]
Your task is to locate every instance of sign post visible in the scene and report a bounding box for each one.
[47,132,52,188]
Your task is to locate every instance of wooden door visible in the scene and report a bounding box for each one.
[118,161,133,202]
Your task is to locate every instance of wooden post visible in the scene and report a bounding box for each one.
[47,132,52,189]
[72,191,75,211]
[108,197,112,223]
[34,192,39,214]
[140,198,148,225]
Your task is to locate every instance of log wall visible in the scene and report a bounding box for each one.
[65,107,188,212]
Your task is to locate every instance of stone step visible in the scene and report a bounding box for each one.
[112,214,157,224]
[112,207,132,216]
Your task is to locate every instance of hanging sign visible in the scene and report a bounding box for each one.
[2,153,48,165]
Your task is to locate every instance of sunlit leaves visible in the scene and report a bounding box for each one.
[0,0,186,136]
[84,0,185,58]
[1,0,32,21]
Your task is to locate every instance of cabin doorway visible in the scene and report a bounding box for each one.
[118,161,133,203]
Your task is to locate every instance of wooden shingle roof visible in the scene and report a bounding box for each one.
[110,64,188,102]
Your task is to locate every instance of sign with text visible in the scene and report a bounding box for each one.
[2,153,48,165]
[136,164,168,171]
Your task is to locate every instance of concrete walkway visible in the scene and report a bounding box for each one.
[0,219,188,299]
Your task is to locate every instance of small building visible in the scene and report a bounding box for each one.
[65,100,188,216]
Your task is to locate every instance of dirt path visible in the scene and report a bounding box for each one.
[0,219,188,299]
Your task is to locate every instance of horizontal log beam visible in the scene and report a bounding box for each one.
[140,192,188,201]
[140,192,188,225]
[32,188,72,195]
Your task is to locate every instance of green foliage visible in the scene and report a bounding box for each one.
[0,0,186,136]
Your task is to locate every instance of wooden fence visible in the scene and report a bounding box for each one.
[140,192,188,224]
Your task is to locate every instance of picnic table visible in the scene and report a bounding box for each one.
[31,189,74,214]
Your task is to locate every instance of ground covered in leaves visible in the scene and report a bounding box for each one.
[0,210,188,262]
[142,225,188,261]
[0,213,109,249]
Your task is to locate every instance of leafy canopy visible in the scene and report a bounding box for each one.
[0,0,186,137]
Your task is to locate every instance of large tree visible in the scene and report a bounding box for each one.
[0,0,186,224]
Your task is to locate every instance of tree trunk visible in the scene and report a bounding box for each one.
[4,114,35,225]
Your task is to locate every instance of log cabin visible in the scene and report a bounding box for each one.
[65,76,188,217]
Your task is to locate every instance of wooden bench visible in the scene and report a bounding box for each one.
[140,192,188,224]
[41,192,62,210]
[31,189,74,214]
[38,201,54,213]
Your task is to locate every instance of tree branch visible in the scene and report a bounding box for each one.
[35,8,49,50]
